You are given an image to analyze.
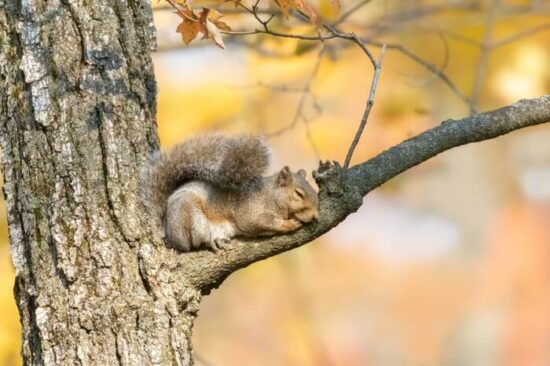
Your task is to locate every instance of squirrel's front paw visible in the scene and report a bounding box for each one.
[282,218,302,232]
[313,160,341,184]
[211,237,231,252]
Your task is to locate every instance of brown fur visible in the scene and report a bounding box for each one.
[141,133,270,224]
[141,134,319,251]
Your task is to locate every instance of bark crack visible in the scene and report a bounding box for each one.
[96,103,133,244]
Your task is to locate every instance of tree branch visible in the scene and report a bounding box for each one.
[344,44,386,168]
[179,96,549,294]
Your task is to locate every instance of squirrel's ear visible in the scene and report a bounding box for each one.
[297,169,306,178]
[277,166,292,186]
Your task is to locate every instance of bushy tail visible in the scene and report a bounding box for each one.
[140,133,270,222]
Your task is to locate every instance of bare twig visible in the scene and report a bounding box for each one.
[471,0,499,114]
[303,105,321,159]
[224,28,337,41]
[164,0,195,21]
[225,6,470,107]
[155,1,280,15]
[159,0,484,107]
[229,69,323,158]
[363,2,482,38]
[333,0,373,26]
[159,0,546,117]
[346,18,549,51]
[364,40,473,108]
[365,24,483,47]
[268,47,326,138]
[344,44,386,168]
[404,33,450,88]
[491,22,550,48]
[240,1,276,31]
[230,82,306,93]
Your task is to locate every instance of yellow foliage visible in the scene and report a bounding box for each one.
[0,1,548,364]
[0,246,21,366]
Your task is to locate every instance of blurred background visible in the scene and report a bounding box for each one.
[1,0,549,365]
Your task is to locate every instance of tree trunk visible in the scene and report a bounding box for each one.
[2,0,549,365]
[0,1,200,364]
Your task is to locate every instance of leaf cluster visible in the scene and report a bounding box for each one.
[165,0,322,48]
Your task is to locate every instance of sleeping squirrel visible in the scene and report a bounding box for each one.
[141,133,320,251]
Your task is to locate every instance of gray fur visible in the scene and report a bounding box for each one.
[141,133,319,251]
[141,133,270,224]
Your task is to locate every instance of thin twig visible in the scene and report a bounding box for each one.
[231,82,306,93]
[161,0,546,116]
[223,28,337,41]
[344,44,386,168]
[222,30,470,108]
[304,122,320,159]
[155,1,280,15]
[162,0,471,107]
[226,5,470,108]
[368,24,483,47]
[404,33,450,88]
[320,16,471,107]
[268,47,326,137]
[471,0,499,114]
[333,0,373,26]
[241,1,275,31]
[164,0,196,21]
[302,101,322,159]
[491,22,550,48]
[366,40,473,108]
[348,33,377,67]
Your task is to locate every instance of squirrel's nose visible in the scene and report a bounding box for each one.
[313,212,320,222]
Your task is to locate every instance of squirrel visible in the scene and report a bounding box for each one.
[141,133,320,252]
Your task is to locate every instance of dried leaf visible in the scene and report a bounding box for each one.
[207,9,224,21]
[199,8,210,25]
[296,0,320,27]
[273,0,294,19]
[208,9,231,31]
[272,0,320,27]
[176,20,201,44]
[206,19,225,48]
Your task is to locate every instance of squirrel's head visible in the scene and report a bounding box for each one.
[275,166,320,223]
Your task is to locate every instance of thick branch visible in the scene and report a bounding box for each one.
[351,95,549,195]
[180,96,549,293]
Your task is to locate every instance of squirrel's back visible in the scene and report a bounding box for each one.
[141,133,270,223]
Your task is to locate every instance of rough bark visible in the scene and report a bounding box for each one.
[0,1,200,365]
[1,0,549,365]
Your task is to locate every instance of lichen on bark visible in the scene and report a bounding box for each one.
[1,1,200,364]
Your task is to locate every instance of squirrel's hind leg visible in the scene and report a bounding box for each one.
[203,215,237,252]
[165,194,196,251]
[187,206,214,250]
[164,212,192,252]
[204,220,236,252]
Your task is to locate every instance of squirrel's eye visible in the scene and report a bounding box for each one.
[295,189,305,198]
